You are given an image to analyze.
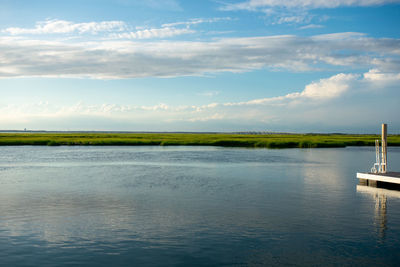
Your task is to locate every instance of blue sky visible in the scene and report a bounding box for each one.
[0,0,399,132]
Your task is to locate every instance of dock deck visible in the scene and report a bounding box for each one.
[357,172,400,185]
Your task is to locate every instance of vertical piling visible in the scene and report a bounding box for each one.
[381,123,387,173]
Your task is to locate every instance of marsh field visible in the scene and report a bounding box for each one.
[1,132,400,148]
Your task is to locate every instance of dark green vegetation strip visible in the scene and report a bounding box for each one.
[1,133,400,148]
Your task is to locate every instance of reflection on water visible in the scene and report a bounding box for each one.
[375,194,388,241]
[0,146,400,266]
[356,184,400,243]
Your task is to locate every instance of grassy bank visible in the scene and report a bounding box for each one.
[0,133,400,148]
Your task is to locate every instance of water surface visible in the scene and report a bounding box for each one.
[0,146,399,266]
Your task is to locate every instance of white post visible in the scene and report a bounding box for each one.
[381,124,387,173]
[375,140,381,173]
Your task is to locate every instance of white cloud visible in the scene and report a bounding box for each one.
[301,73,359,99]
[114,27,194,39]
[299,24,324,29]
[223,0,400,10]
[363,68,400,83]
[3,20,126,35]
[221,69,398,108]
[223,73,359,108]
[2,17,231,40]
[161,17,232,28]
[112,17,231,39]
[276,15,311,24]
[255,8,316,26]
[0,33,398,79]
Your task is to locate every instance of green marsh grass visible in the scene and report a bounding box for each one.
[0,133,399,148]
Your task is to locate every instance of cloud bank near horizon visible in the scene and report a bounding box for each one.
[1,68,398,132]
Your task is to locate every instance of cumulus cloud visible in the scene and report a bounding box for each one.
[218,67,399,117]
[183,69,400,130]
[0,33,399,79]
[223,73,360,108]
[3,20,127,35]
[301,73,359,99]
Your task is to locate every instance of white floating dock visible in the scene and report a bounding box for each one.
[356,124,400,186]
[357,172,400,185]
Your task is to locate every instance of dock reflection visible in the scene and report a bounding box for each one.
[356,184,400,241]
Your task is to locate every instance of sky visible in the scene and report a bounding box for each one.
[0,0,399,133]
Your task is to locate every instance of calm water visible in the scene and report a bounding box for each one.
[0,146,400,266]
